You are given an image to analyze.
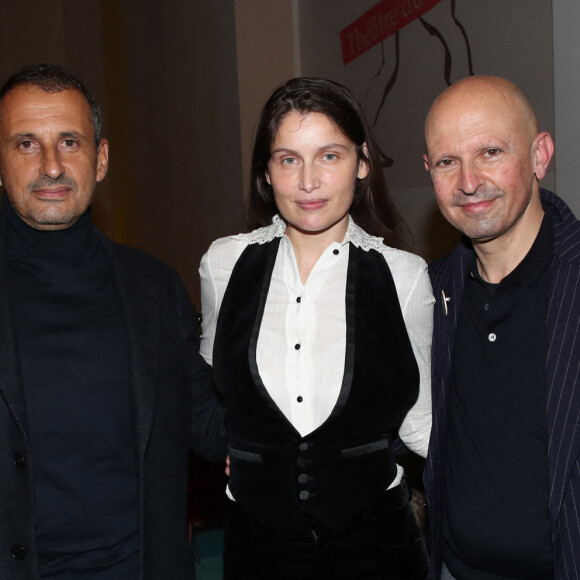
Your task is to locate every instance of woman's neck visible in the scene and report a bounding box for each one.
[285,216,348,284]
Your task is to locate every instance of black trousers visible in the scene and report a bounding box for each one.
[223,482,429,580]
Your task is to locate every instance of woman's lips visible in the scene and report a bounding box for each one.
[296,199,327,210]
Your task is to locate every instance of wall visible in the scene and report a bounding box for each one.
[234,0,298,196]
[553,0,580,216]
[0,0,243,305]
[0,0,576,293]
[0,2,111,223]
[296,0,556,259]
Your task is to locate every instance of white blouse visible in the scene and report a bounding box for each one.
[199,215,434,458]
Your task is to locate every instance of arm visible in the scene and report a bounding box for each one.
[174,274,227,463]
[198,248,219,366]
[192,237,248,460]
[199,237,248,365]
[390,253,435,458]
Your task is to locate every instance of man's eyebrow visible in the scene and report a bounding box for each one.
[59,131,84,138]
[7,130,86,144]
[6,132,36,144]
[57,131,87,142]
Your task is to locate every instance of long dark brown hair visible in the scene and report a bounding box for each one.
[246,77,411,250]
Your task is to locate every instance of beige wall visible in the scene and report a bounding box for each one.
[296,0,555,259]
[553,1,580,217]
[0,0,565,299]
[234,0,298,198]
[0,0,244,306]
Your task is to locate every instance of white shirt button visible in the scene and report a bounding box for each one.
[488,333,497,342]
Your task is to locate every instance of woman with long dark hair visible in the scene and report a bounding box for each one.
[199,77,432,579]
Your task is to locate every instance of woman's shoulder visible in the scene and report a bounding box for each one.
[202,217,286,272]
[348,220,433,308]
[348,219,427,272]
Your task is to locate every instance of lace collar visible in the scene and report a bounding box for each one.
[233,214,386,253]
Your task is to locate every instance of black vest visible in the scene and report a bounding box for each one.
[213,239,419,530]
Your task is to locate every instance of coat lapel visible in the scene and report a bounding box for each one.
[545,220,580,527]
[431,241,470,410]
[103,234,160,460]
[427,239,469,520]
[0,231,28,439]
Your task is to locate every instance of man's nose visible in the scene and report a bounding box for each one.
[457,161,483,195]
[40,148,65,180]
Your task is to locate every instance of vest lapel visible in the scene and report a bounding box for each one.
[326,242,357,416]
[213,238,298,429]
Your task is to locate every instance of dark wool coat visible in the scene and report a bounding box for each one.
[0,224,226,580]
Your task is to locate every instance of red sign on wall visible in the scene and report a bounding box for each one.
[340,0,444,65]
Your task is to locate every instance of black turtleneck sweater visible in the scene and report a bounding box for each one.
[4,200,140,578]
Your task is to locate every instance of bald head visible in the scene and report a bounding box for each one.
[425,75,538,152]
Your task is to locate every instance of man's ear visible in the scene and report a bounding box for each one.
[422,154,430,173]
[532,132,554,180]
[96,139,109,183]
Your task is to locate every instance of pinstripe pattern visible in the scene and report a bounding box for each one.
[425,190,580,579]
